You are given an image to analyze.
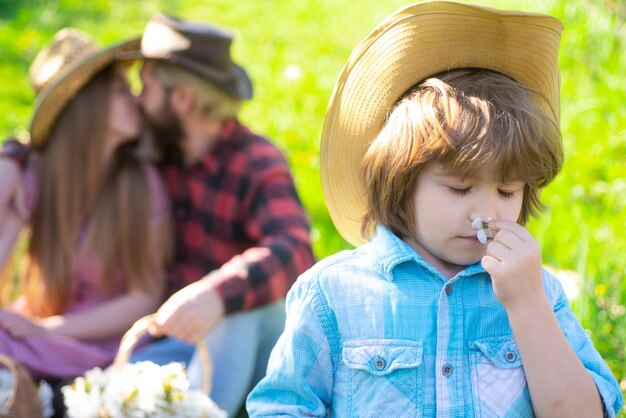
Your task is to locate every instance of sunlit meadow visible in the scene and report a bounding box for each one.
[1,0,624,413]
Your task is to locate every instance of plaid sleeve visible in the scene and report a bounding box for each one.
[210,140,315,314]
[0,139,30,168]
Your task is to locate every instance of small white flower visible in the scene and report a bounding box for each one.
[476,228,493,244]
[472,217,493,244]
[471,216,492,230]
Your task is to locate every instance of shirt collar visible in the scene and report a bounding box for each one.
[364,225,486,282]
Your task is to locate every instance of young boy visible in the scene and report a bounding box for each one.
[247,2,623,417]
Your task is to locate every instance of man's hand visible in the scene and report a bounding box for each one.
[0,310,48,338]
[150,278,225,343]
[481,220,546,312]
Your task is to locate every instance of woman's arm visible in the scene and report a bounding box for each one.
[0,158,26,272]
[0,285,162,340]
[40,286,164,340]
[42,216,170,340]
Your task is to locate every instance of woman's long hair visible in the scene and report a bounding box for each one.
[22,66,170,317]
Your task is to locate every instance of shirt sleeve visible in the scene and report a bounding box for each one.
[546,273,624,417]
[210,142,315,314]
[246,275,337,416]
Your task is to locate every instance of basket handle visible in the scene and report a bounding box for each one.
[0,354,19,413]
[0,354,44,418]
[112,314,212,394]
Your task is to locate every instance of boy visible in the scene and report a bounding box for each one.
[247,2,623,417]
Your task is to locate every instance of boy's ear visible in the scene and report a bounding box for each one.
[169,85,195,115]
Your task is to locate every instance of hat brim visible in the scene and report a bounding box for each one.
[118,49,253,100]
[320,1,563,247]
[29,37,141,148]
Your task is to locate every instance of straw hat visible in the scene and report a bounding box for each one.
[29,28,140,148]
[121,13,253,100]
[320,0,563,246]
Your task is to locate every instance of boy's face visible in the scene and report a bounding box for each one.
[406,161,524,278]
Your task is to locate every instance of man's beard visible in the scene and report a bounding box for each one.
[142,102,185,164]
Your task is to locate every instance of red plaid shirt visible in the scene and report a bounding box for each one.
[161,120,314,314]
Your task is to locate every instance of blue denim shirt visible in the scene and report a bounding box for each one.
[247,225,623,417]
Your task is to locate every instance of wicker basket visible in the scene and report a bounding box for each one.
[113,314,213,394]
[0,354,44,418]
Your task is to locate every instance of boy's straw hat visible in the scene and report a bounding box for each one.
[29,29,139,148]
[120,12,253,100]
[320,0,563,246]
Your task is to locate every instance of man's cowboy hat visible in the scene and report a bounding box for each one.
[320,0,563,246]
[122,13,253,100]
[29,29,140,148]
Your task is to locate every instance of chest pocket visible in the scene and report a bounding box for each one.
[469,337,534,418]
[342,339,423,418]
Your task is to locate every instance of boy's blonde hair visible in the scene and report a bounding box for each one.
[151,60,243,120]
[362,68,563,241]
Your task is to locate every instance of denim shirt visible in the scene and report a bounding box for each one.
[247,226,623,417]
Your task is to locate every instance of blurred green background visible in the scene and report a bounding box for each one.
[1,0,624,412]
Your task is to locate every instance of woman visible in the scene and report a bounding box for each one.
[0,28,171,380]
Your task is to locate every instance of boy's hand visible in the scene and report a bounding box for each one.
[481,220,546,311]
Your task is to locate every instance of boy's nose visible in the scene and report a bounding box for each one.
[469,194,498,221]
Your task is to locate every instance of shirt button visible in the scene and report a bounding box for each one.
[442,363,453,377]
[445,284,453,295]
[505,351,518,362]
[374,357,386,370]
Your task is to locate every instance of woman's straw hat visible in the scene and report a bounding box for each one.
[320,0,563,246]
[28,28,140,148]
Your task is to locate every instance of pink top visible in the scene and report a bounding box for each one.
[0,160,169,380]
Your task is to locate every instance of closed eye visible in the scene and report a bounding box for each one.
[448,186,471,195]
[498,189,515,199]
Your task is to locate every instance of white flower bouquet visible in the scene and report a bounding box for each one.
[62,314,225,418]
[62,361,225,418]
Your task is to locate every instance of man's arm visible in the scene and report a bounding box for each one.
[152,140,314,342]
[209,162,314,314]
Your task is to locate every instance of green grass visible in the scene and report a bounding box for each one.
[1,0,625,413]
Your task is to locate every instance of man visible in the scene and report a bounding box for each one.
[127,13,315,416]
